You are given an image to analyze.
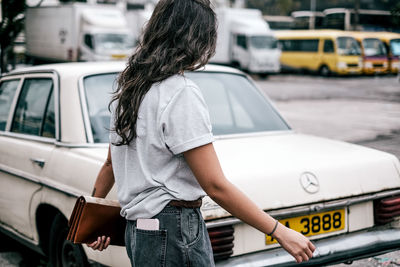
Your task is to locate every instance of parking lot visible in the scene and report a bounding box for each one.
[258,74,400,266]
[1,73,400,266]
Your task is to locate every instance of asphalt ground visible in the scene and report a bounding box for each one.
[1,73,400,266]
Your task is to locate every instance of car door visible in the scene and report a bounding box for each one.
[232,34,250,69]
[0,73,57,239]
[321,39,336,72]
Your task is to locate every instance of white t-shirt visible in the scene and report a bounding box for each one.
[109,74,214,220]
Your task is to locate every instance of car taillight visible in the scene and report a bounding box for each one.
[374,195,400,225]
[207,225,234,261]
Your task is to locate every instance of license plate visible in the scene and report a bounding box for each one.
[111,54,127,59]
[266,209,346,245]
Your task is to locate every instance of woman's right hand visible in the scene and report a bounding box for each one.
[87,236,111,251]
[272,223,316,263]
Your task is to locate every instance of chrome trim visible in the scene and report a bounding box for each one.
[216,228,400,267]
[77,71,120,144]
[78,75,94,143]
[205,189,400,228]
[213,130,294,140]
[0,164,83,198]
[5,76,24,131]
[1,72,60,141]
[1,69,56,77]
[54,71,61,142]
[0,131,55,144]
[54,141,108,148]
[0,222,44,256]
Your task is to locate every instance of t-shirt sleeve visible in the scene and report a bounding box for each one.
[160,85,214,155]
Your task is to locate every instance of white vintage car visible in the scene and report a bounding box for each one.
[0,62,400,267]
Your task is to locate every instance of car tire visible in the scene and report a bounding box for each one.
[319,65,330,77]
[258,73,269,79]
[49,213,88,267]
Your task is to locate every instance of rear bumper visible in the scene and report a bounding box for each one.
[216,227,400,267]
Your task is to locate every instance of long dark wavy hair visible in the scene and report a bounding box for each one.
[110,0,217,146]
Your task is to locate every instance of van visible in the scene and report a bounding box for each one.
[25,3,134,63]
[210,8,281,76]
[372,32,400,74]
[275,30,362,76]
[349,31,389,74]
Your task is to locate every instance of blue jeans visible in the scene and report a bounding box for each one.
[125,205,215,267]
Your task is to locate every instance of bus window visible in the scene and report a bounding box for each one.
[363,38,387,57]
[323,13,345,30]
[280,39,319,52]
[323,40,334,53]
[390,39,400,56]
[337,37,361,55]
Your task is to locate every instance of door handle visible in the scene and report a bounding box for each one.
[30,158,45,168]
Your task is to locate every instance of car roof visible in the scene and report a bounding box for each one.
[275,29,356,39]
[3,61,244,78]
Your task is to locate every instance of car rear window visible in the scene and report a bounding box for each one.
[83,72,289,143]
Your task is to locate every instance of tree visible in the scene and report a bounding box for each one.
[391,2,400,29]
[0,0,25,73]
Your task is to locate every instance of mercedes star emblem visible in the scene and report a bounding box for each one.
[300,172,320,194]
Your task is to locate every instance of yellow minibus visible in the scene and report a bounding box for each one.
[349,31,389,74]
[275,30,362,75]
[372,32,400,74]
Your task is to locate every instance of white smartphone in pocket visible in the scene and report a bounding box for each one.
[137,218,160,230]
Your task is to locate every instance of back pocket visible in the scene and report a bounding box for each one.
[134,229,168,267]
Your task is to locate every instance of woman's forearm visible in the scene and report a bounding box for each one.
[92,145,115,198]
[208,179,278,235]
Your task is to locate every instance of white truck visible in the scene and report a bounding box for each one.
[210,8,281,76]
[25,3,135,63]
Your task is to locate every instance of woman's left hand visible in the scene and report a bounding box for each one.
[87,236,111,251]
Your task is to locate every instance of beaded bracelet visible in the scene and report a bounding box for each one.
[268,220,279,236]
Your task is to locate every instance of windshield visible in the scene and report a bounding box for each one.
[390,39,400,56]
[249,36,278,49]
[83,72,289,143]
[93,33,135,52]
[363,38,387,56]
[337,37,362,55]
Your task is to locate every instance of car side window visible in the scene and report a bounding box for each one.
[11,78,54,137]
[324,39,335,53]
[236,35,247,50]
[42,90,55,138]
[84,34,94,49]
[0,79,20,131]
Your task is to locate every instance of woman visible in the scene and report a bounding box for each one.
[88,0,315,266]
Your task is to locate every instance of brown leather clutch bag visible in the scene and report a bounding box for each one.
[67,196,126,246]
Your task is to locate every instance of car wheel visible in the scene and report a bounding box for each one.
[49,213,88,267]
[258,73,269,79]
[319,65,330,77]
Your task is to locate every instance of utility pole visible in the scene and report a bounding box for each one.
[354,0,360,30]
[0,0,4,73]
[0,0,2,24]
[310,0,316,29]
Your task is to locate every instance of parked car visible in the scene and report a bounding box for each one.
[0,62,400,267]
[275,30,363,76]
